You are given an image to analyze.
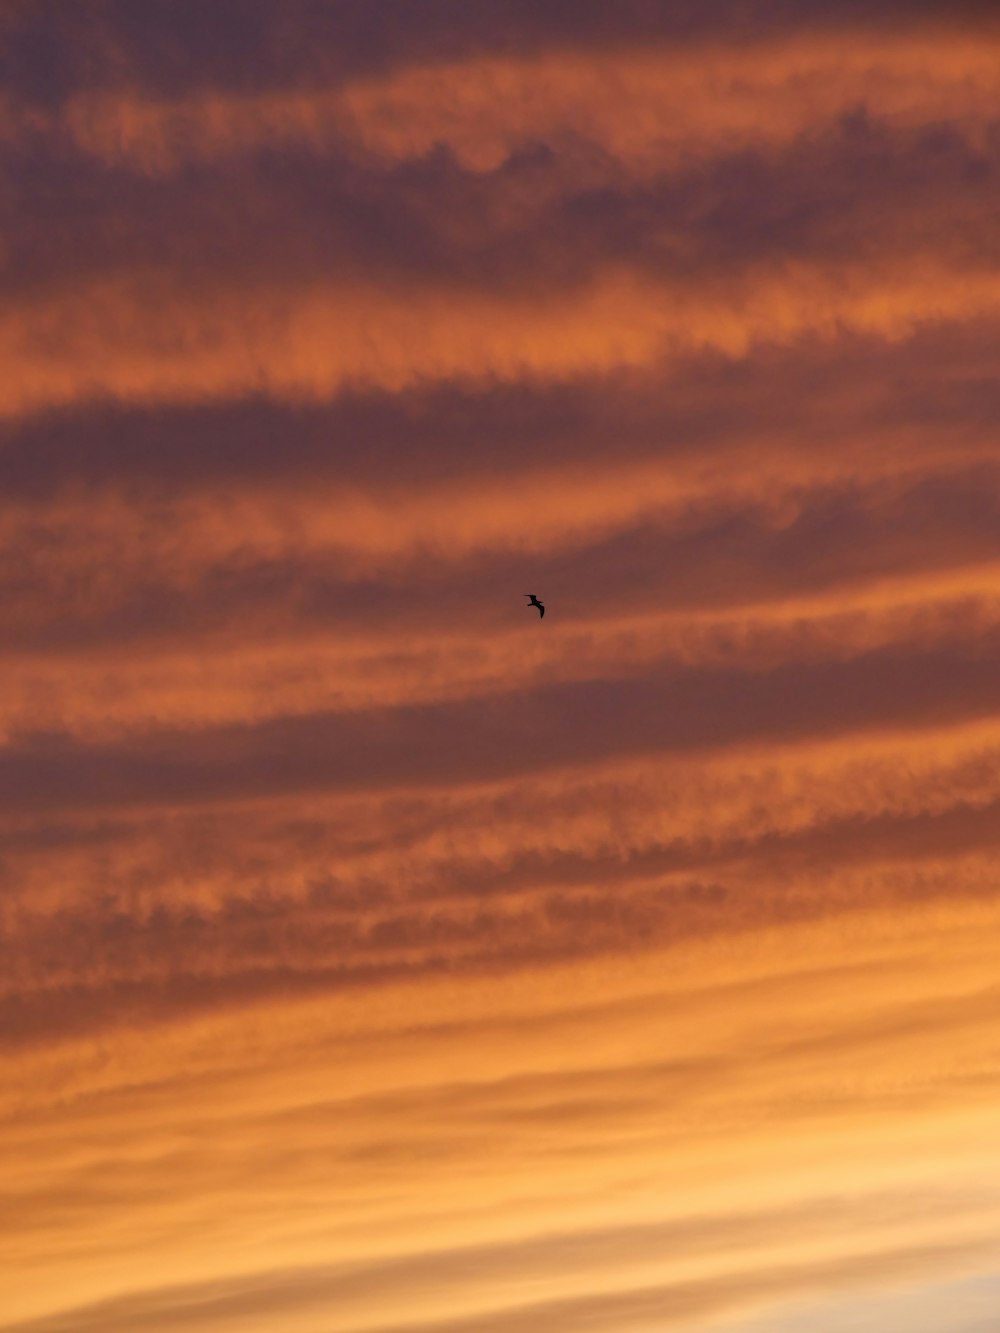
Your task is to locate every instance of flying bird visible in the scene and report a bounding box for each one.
[525,594,545,618]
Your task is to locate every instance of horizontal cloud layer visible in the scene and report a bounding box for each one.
[4,3,1000,1332]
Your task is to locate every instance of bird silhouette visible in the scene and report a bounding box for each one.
[525,594,545,619]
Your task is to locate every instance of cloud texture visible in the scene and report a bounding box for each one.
[3,3,1000,1330]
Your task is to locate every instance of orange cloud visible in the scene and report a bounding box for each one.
[19,34,998,176]
[4,900,1000,1331]
[5,7,1000,1332]
[6,258,1000,422]
[5,27,1000,422]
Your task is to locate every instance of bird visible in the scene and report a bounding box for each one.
[525,594,545,618]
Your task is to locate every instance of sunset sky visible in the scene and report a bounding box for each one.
[5,3,1000,1330]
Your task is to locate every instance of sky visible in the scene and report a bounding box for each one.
[3,2,1000,1329]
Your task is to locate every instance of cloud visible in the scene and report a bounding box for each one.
[4,623,1000,823]
[4,1226,999,1333]
[6,5,1000,1332]
[4,27,1000,421]
[5,900,1000,1330]
[4,2,996,114]
[6,257,999,423]
[4,710,1000,1059]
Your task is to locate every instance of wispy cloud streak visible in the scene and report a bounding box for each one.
[3,2,1000,1330]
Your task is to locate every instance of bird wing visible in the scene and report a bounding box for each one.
[538,604,545,617]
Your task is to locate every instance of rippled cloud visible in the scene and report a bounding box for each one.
[4,2,1000,1330]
